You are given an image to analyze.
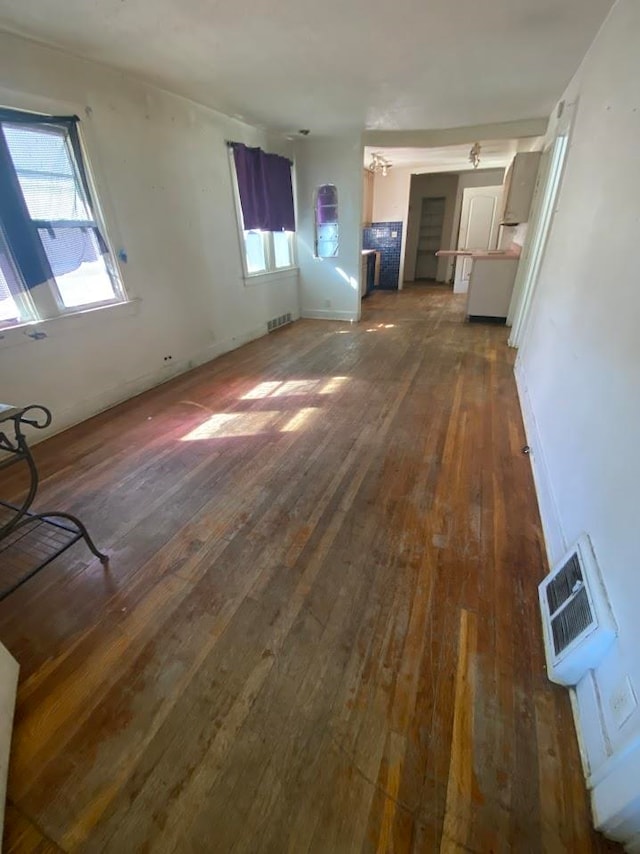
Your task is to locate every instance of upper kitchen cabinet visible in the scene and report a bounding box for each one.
[501,152,542,224]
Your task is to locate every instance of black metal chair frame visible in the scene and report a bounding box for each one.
[0,404,108,601]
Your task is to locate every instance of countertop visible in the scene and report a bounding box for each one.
[436,249,521,261]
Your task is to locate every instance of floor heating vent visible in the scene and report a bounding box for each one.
[267,313,292,332]
[538,534,616,686]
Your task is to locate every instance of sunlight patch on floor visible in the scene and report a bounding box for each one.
[241,377,349,400]
[319,376,348,395]
[181,411,281,440]
[281,407,319,433]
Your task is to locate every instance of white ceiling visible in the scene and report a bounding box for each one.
[0,0,613,133]
[365,138,542,172]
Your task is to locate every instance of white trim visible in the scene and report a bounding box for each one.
[0,97,130,321]
[0,88,126,271]
[242,267,298,286]
[569,687,593,780]
[0,298,141,349]
[508,100,577,346]
[513,358,566,562]
[23,321,271,444]
[591,742,640,842]
[300,309,358,321]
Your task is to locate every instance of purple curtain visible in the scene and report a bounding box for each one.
[232,143,295,232]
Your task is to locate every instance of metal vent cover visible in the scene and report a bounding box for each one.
[538,534,616,686]
[267,312,292,332]
[546,552,583,614]
[551,586,594,655]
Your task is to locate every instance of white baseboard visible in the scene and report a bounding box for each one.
[300,309,359,322]
[29,322,273,444]
[513,358,566,563]
[591,741,640,845]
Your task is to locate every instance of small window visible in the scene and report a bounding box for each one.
[0,109,125,329]
[228,142,297,278]
[241,229,295,276]
[273,230,293,269]
[244,230,267,274]
[315,184,339,258]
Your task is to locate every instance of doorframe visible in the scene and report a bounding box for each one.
[508,100,577,347]
[414,195,446,281]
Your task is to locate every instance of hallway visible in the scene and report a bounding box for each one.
[0,286,617,851]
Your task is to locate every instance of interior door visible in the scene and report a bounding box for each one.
[454,185,503,293]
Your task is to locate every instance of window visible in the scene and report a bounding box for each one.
[315,184,339,258]
[0,108,124,329]
[241,229,295,276]
[229,142,297,278]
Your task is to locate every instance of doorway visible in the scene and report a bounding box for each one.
[453,185,503,293]
[415,196,445,280]
[508,133,569,346]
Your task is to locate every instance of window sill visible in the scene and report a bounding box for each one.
[243,267,298,287]
[0,298,141,350]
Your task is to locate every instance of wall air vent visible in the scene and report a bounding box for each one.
[538,534,617,686]
[267,313,292,332]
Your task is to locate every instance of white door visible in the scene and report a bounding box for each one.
[454,185,503,293]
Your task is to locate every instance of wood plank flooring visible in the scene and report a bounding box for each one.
[0,285,620,852]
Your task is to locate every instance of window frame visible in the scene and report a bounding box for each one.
[228,147,298,282]
[0,102,127,331]
[314,183,339,259]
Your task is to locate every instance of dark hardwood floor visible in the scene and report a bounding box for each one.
[0,286,620,852]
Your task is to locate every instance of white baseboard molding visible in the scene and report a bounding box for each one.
[591,741,640,846]
[28,322,276,444]
[513,359,566,563]
[300,309,359,322]
[0,643,19,838]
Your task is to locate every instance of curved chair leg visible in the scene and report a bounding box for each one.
[33,511,109,565]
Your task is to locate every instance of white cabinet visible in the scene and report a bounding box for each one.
[467,258,519,320]
[501,152,542,224]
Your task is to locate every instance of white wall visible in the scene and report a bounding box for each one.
[362,169,374,225]
[516,0,640,842]
[295,135,362,321]
[0,31,299,439]
[371,167,412,288]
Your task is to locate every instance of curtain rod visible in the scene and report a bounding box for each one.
[225,140,293,166]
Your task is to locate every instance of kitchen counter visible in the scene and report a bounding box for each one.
[467,257,520,322]
[434,249,521,322]
[436,249,521,261]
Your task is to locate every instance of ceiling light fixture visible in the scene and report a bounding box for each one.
[469,142,481,169]
[368,152,392,177]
